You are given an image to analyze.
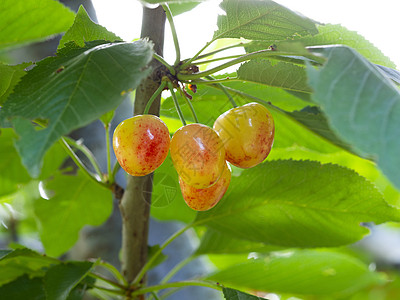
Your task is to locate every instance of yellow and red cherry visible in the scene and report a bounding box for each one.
[113,115,170,176]
[213,102,274,168]
[170,123,225,189]
[180,162,231,211]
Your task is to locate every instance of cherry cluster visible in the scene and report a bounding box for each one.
[113,102,274,211]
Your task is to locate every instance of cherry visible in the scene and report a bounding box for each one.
[179,162,231,211]
[213,102,274,168]
[113,115,170,176]
[170,123,225,189]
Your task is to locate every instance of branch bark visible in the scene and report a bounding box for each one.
[119,4,166,293]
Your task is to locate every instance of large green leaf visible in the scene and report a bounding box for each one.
[245,24,396,69]
[0,250,12,259]
[0,62,30,105]
[59,6,121,49]
[213,0,317,42]
[307,46,400,190]
[225,78,310,111]
[44,262,94,300]
[237,60,311,93]
[0,128,68,198]
[208,250,386,296]
[0,275,45,300]
[195,160,400,247]
[223,287,267,300]
[0,129,31,197]
[0,40,153,176]
[300,24,396,69]
[34,170,112,257]
[0,0,75,50]
[169,2,202,16]
[0,248,57,286]
[196,229,282,255]
[285,106,354,154]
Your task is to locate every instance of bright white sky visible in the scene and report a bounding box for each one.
[91,0,400,69]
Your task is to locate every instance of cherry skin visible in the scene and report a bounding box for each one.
[113,115,170,176]
[180,162,231,211]
[213,102,274,169]
[170,123,225,189]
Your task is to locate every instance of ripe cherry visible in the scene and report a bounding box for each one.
[170,123,225,189]
[180,162,231,211]
[113,115,170,176]
[213,102,274,168]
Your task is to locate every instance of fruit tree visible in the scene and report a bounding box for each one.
[1,0,400,299]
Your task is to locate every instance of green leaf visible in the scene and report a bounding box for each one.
[59,6,121,49]
[196,229,282,255]
[0,40,153,177]
[0,248,57,286]
[0,62,30,105]
[99,110,115,126]
[307,45,400,190]
[148,245,168,270]
[223,287,267,299]
[0,128,68,198]
[195,160,400,247]
[0,128,31,197]
[284,106,354,154]
[169,2,202,16]
[34,170,112,257]
[213,0,317,41]
[300,24,396,69]
[0,275,45,300]
[376,65,400,85]
[44,262,94,300]
[225,78,310,111]
[208,250,386,296]
[237,60,312,93]
[245,24,396,69]
[0,250,12,259]
[0,0,75,50]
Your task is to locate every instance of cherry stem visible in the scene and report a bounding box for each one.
[60,137,109,189]
[167,81,187,126]
[160,255,196,284]
[34,120,108,189]
[194,54,243,65]
[109,161,121,185]
[96,259,128,287]
[190,77,239,85]
[192,42,245,62]
[205,75,237,108]
[62,136,103,179]
[151,291,162,300]
[178,49,312,81]
[88,272,126,290]
[153,53,175,75]
[144,81,167,115]
[181,90,199,123]
[162,4,181,66]
[104,122,112,183]
[181,40,213,69]
[130,280,222,297]
[132,222,193,286]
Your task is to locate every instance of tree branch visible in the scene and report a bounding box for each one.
[118,5,166,297]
